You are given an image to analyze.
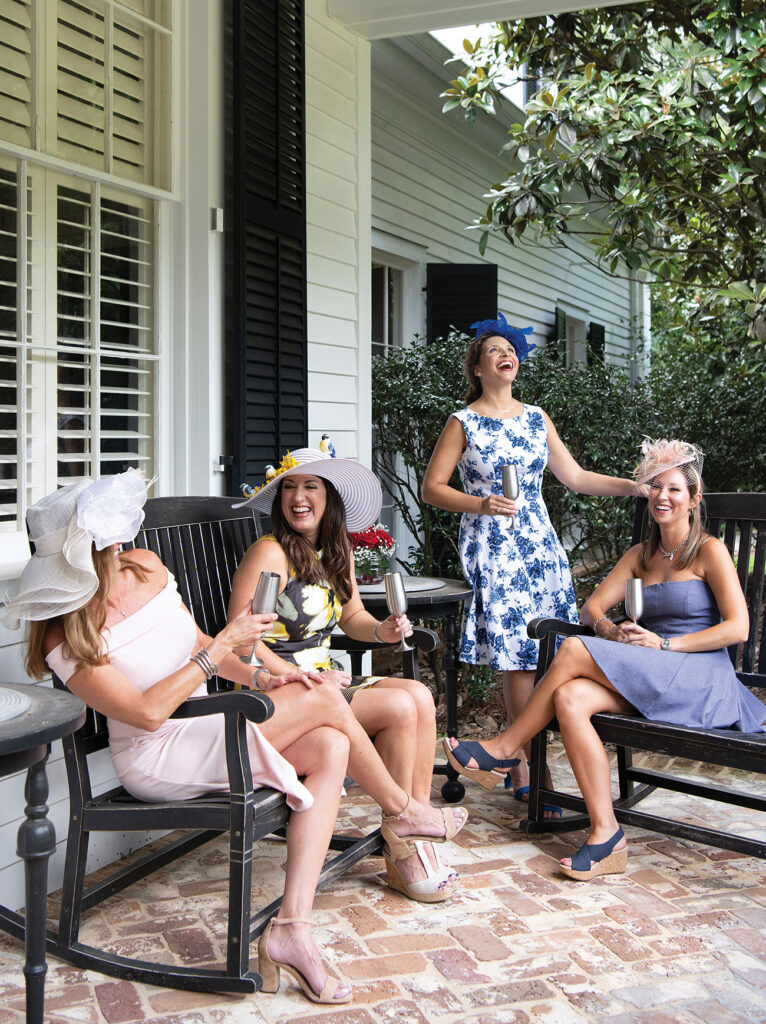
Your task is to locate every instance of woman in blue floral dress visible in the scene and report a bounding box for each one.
[423,313,642,803]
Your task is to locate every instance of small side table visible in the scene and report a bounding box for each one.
[359,576,472,802]
[0,684,85,1024]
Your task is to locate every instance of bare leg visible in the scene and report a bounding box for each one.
[449,637,623,765]
[267,726,350,999]
[502,669,535,794]
[553,679,634,861]
[261,680,466,841]
[352,678,436,802]
[352,679,450,889]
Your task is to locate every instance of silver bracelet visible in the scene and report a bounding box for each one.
[591,616,610,636]
[190,647,219,679]
[372,622,382,643]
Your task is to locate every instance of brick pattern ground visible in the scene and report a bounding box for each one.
[1,742,765,1024]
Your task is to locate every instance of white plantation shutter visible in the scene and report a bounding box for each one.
[55,183,155,485]
[0,0,170,532]
[54,0,169,187]
[0,0,34,149]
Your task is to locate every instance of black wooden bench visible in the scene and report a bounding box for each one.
[4,496,437,994]
[523,492,766,858]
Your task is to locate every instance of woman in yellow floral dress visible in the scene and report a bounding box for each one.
[229,448,459,903]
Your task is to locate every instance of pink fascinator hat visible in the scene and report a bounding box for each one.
[634,438,704,486]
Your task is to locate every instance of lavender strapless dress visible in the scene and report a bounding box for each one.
[580,580,766,732]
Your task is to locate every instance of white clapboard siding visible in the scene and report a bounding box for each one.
[371,36,637,361]
[306,0,370,462]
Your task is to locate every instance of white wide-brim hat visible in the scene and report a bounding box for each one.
[0,469,152,628]
[233,448,382,532]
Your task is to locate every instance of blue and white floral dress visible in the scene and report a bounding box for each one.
[454,405,578,670]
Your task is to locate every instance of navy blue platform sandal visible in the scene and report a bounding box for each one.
[442,738,520,790]
[559,827,627,881]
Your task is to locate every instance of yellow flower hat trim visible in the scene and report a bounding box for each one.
[252,452,300,493]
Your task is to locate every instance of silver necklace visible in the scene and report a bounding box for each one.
[659,533,690,562]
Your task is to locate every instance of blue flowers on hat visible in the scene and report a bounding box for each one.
[470,311,536,364]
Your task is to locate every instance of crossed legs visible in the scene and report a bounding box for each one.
[449,637,635,862]
[352,678,448,888]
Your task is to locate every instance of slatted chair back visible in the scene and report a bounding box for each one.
[631,492,766,687]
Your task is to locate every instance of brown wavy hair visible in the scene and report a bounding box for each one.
[463,331,497,404]
[270,477,354,603]
[639,463,706,572]
[26,548,148,679]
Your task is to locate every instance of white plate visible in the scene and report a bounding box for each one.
[357,576,445,595]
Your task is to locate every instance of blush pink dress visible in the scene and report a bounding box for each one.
[46,571,313,810]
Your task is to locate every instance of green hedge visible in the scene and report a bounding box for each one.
[372,325,766,579]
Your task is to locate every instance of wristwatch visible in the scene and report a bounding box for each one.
[660,637,671,652]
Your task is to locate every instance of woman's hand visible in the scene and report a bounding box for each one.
[617,622,662,648]
[318,668,352,689]
[260,668,325,691]
[217,608,277,653]
[377,612,414,644]
[479,494,517,517]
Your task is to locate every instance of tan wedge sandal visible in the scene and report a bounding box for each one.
[383,839,457,903]
[257,917,351,1004]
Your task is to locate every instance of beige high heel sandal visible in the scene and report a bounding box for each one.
[380,793,467,845]
[383,839,457,903]
[257,917,351,1004]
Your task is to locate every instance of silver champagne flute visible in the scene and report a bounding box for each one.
[239,570,281,667]
[502,463,520,530]
[625,578,643,624]
[383,571,414,652]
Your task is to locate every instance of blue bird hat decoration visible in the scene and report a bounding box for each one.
[470,312,536,364]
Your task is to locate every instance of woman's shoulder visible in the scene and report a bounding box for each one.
[122,546,161,568]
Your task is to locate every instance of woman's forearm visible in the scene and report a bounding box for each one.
[422,479,485,515]
[566,470,638,498]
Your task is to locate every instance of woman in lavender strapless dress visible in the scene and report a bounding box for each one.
[444,439,766,881]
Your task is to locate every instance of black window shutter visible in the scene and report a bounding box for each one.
[225,0,307,493]
[549,305,567,360]
[589,321,606,363]
[426,264,497,343]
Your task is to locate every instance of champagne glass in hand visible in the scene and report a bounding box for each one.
[624,578,643,625]
[502,463,520,530]
[240,570,281,667]
[383,571,414,653]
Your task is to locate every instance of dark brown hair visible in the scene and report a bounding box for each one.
[26,548,148,679]
[270,477,354,603]
[464,331,496,404]
[639,463,706,571]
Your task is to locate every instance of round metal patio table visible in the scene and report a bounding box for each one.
[0,683,85,1024]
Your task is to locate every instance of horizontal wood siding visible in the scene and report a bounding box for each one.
[305,0,365,457]
[371,38,635,364]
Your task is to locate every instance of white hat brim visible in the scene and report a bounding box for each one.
[233,449,383,532]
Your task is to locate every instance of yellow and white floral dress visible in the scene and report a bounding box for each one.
[261,541,381,703]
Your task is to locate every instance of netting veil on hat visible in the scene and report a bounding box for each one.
[634,438,705,486]
[0,469,153,628]
[233,448,382,532]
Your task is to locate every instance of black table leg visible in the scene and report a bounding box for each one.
[439,608,465,802]
[16,752,54,1024]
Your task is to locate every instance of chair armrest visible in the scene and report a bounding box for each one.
[170,689,275,724]
[527,617,594,640]
[329,626,440,655]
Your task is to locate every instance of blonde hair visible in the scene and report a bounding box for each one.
[25,548,147,679]
[639,463,706,571]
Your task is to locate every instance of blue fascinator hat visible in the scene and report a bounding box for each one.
[470,312,536,364]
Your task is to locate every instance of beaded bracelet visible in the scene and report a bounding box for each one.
[190,647,219,680]
[591,616,610,636]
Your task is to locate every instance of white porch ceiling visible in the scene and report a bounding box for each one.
[327,1,639,40]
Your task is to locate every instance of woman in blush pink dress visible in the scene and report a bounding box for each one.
[4,471,465,1006]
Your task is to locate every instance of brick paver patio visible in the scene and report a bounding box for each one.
[1,741,765,1023]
